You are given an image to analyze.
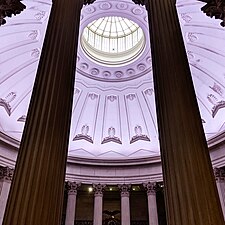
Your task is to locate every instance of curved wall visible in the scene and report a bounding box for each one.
[0,131,224,184]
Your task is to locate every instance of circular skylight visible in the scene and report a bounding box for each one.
[81,16,145,65]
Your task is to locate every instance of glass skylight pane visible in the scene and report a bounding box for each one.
[82,16,145,64]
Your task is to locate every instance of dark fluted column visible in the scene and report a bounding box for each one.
[2,0,94,224]
[133,0,224,224]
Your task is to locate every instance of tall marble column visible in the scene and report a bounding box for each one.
[93,184,106,225]
[214,168,225,219]
[0,167,13,225]
[118,184,131,225]
[132,0,224,224]
[2,0,95,225]
[143,182,158,225]
[65,182,81,225]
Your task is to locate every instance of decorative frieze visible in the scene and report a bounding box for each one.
[0,166,14,181]
[65,181,81,194]
[0,0,26,26]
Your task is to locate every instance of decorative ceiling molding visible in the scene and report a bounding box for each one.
[0,0,225,161]
[199,0,225,27]
[77,0,152,82]
[0,0,26,26]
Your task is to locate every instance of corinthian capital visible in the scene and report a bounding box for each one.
[0,0,26,26]
[118,184,131,197]
[214,167,225,182]
[93,183,106,196]
[83,0,96,5]
[132,0,146,6]
[143,182,157,195]
[66,181,81,194]
[0,166,14,181]
[199,0,225,27]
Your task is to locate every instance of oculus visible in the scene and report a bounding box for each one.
[81,16,145,65]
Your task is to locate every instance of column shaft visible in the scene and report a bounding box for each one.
[217,182,225,219]
[118,184,131,225]
[0,182,10,225]
[65,182,80,225]
[93,184,105,225]
[214,168,225,219]
[121,195,130,225]
[143,0,224,224]
[2,0,85,224]
[0,167,13,225]
[143,182,158,225]
[147,194,158,225]
[93,195,103,225]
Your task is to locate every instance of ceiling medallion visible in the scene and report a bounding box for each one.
[199,0,225,27]
[0,0,26,26]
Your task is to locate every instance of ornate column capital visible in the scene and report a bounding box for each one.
[132,0,146,5]
[65,181,81,194]
[118,184,131,197]
[0,166,14,182]
[214,167,225,182]
[83,0,96,5]
[199,0,225,27]
[143,182,157,195]
[0,0,26,26]
[93,183,106,197]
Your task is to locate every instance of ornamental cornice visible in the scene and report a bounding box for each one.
[0,166,14,181]
[65,181,81,194]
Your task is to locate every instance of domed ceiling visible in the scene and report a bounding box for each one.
[0,0,225,160]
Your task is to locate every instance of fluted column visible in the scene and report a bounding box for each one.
[93,184,106,225]
[0,167,13,225]
[143,182,158,225]
[65,182,81,225]
[2,0,95,225]
[132,0,224,224]
[214,168,225,219]
[118,184,131,225]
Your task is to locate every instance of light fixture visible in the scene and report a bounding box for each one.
[88,187,93,192]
